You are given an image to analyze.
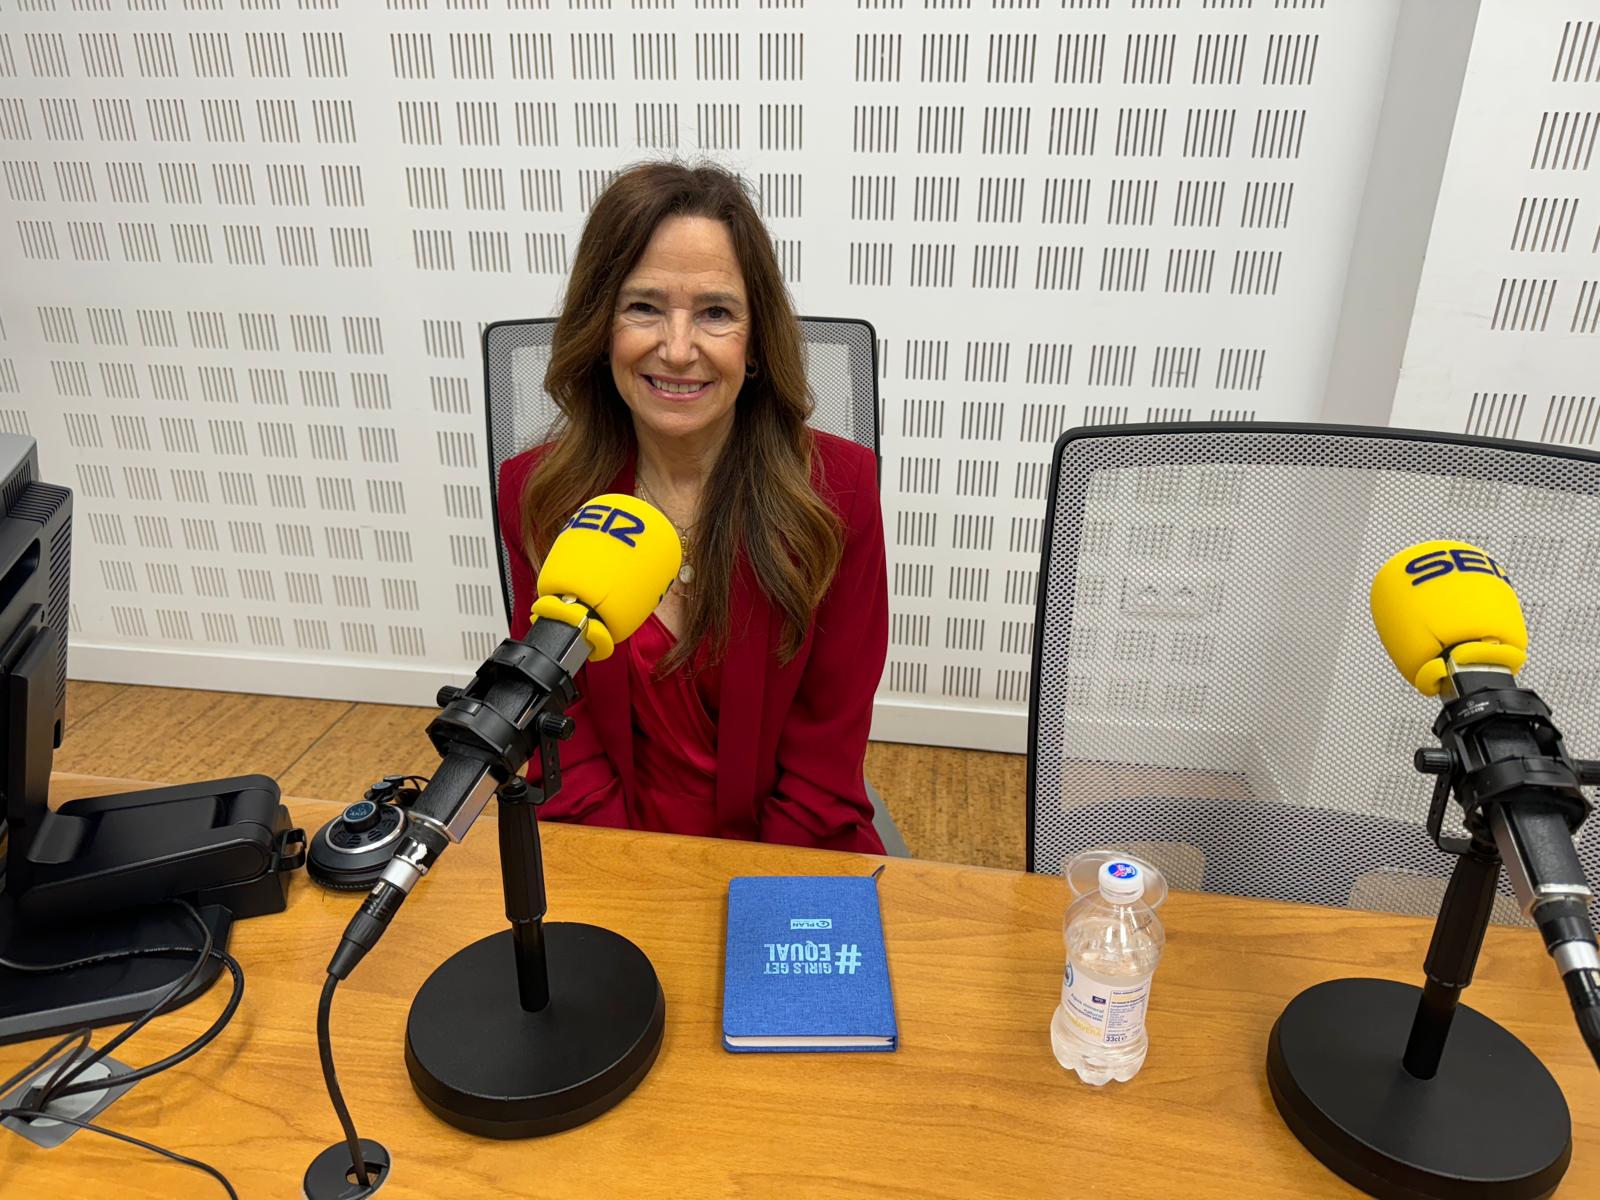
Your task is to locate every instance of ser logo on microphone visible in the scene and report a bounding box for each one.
[563,504,647,547]
[1405,547,1511,587]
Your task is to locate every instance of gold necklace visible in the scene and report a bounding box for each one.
[634,474,696,588]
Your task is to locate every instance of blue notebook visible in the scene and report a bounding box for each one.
[722,873,898,1053]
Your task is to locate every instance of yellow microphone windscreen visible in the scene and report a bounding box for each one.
[1369,540,1527,696]
[534,493,681,661]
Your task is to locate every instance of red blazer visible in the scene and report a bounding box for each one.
[496,431,888,854]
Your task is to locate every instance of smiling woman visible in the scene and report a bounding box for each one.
[609,216,753,556]
[496,162,889,854]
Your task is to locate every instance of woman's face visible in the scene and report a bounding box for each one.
[610,215,752,454]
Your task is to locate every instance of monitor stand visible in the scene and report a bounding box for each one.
[0,899,231,1045]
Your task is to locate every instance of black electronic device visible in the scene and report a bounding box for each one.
[306,776,426,891]
[0,433,305,1045]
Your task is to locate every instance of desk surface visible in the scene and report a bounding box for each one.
[3,774,1597,1199]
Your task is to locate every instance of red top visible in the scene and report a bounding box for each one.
[564,611,725,838]
[496,431,887,854]
[626,614,720,837]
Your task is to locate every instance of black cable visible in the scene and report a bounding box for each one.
[35,1033,90,1107]
[0,1010,242,1200]
[38,900,215,1101]
[0,950,242,1101]
[0,940,211,971]
[0,1029,89,1101]
[0,902,246,1102]
[0,900,214,975]
[0,903,245,1196]
[40,949,244,1101]
[0,1107,238,1200]
[369,774,429,803]
[318,972,373,1189]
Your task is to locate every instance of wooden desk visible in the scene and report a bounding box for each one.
[3,774,1597,1199]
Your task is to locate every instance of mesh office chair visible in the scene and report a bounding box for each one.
[482,316,907,856]
[1028,423,1600,930]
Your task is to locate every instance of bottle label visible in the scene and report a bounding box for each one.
[1060,960,1152,1047]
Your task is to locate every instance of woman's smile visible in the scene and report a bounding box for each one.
[642,374,714,400]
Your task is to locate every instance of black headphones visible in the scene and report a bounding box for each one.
[305,775,430,891]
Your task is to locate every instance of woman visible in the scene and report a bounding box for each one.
[496,162,888,854]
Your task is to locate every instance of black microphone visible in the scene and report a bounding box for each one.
[1428,667,1600,1062]
[326,493,682,980]
[307,497,682,1199]
[326,615,591,980]
[1371,540,1600,1066]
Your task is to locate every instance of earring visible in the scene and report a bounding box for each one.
[745,362,758,378]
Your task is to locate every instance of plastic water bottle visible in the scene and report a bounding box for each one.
[1050,859,1165,1085]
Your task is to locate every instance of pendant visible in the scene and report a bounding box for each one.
[678,563,695,585]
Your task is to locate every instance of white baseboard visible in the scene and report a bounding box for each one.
[70,643,475,708]
[70,644,1031,754]
[869,699,1027,753]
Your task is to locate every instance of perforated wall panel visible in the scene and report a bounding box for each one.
[1394,2,1600,449]
[0,2,1398,736]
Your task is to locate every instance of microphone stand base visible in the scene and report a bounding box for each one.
[1267,978,1569,1200]
[404,922,664,1139]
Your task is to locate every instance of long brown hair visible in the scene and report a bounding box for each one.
[520,161,843,670]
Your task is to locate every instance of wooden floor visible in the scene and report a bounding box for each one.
[59,680,1031,871]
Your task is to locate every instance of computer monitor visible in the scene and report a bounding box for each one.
[0,432,72,903]
[0,434,302,1043]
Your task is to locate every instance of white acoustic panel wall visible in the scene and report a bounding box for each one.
[0,1,1399,748]
[1394,1,1600,446]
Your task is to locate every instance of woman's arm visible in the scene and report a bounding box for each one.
[496,454,629,828]
[759,446,889,854]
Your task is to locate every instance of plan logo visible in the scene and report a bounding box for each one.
[789,917,832,930]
